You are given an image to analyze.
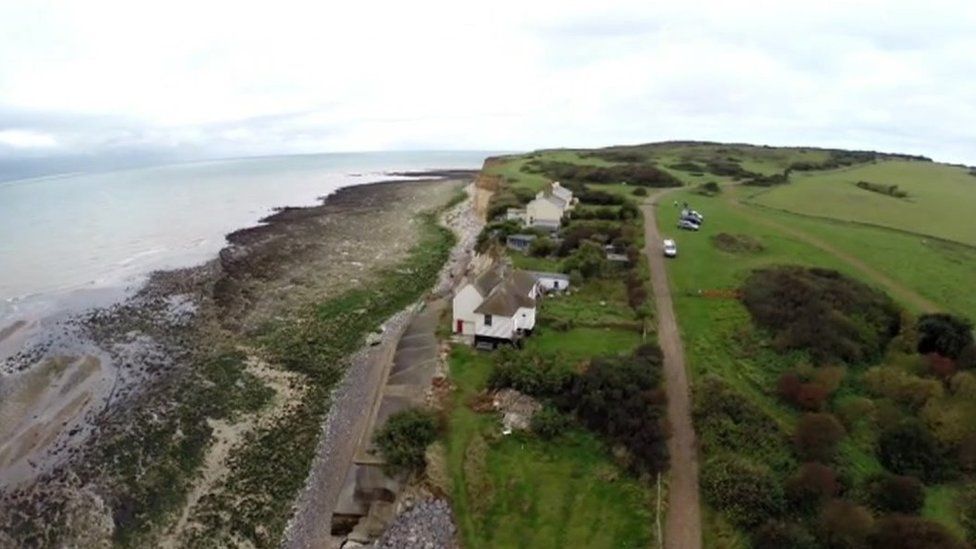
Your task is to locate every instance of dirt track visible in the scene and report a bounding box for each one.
[641,190,702,549]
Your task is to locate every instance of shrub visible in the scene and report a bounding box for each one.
[531,406,573,440]
[753,520,818,549]
[961,483,976,543]
[528,236,555,257]
[794,413,845,462]
[701,456,786,529]
[374,408,439,476]
[562,241,607,280]
[864,473,925,514]
[742,267,901,365]
[632,187,648,197]
[488,349,572,397]
[820,499,874,548]
[927,353,957,380]
[917,314,974,359]
[568,346,669,475]
[525,159,682,188]
[785,462,839,510]
[867,515,966,549]
[864,366,943,410]
[694,376,794,472]
[878,419,944,482]
[856,180,909,198]
[618,202,640,220]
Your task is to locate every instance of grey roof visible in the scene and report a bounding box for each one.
[543,195,567,209]
[474,270,538,316]
[506,234,537,242]
[529,271,570,281]
[551,185,573,201]
[472,264,506,296]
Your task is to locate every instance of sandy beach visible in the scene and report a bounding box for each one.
[0,171,476,547]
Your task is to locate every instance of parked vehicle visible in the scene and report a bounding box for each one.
[681,208,704,223]
[663,239,678,257]
[677,219,700,231]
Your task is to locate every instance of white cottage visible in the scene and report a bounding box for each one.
[529,271,571,293]
[452,266,540,346]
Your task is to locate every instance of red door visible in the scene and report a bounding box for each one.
[456,319,464,333]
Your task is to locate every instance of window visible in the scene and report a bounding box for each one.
[554,280,560,289]
[484,314,493,326]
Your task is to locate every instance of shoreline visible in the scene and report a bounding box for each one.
[0,170,476,547]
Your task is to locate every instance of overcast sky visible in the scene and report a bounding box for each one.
[1,0,974,175]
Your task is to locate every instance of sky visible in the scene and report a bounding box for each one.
[1,0,974,177]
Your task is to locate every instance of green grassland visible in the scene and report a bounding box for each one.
[445,344,654,549]
[476,142,975,547]
[750,160,976,246]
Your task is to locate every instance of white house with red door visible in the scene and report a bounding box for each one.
[452,265,539,345]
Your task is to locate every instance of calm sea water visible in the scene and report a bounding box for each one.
[0,151,493,325]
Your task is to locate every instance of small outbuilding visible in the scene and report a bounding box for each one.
[505,234,537,253]
[529,271,571,293]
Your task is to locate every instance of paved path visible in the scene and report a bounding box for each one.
[642,190,702,549]
[727,194,939,314]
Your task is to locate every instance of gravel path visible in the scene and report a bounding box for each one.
[642,189,702,549]
[369,499,456,549]
[282,183,481,549]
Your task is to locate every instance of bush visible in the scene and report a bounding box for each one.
[568,345,669,475]
[528,236,555,257]
[785,462,839,510]
[917,314,974,359]
[742,266,901,365]
[618,202,640,220]
[960,483,976,543]
[867,515,966,549]
[856,180,909,198]
[864,473,925,514]
[374,408,439,476]
[701,456,786,529]
[562,241,607,280]
[632,187,648,196]
[794,413,845,462]
[531,406,572,440]
[525,159,682,188]
[864,366,943,410]
[753,520,818,549]
[488,349,572,397]
[877,419,945,482]
[820,499,874,548]
[694,376,794,472]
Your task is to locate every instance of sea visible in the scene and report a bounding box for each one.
[0,151,494,330]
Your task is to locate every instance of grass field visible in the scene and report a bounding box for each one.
[660,176,975,543]
[750,160,976,246]
[445,346,654,549]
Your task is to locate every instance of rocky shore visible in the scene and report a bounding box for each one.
[0,171,475,547]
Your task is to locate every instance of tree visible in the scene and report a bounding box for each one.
[917,313,974,359]
[878,419,944,482]
[867,515,966,549]
[531,406,572,440]
[865,473,925,514]
[820,499,874,548]
[701,456,786,529]
[562,240,606,280]
[374,408,439,476]
[794,413,845,462]
[528,236,555,257]
[785,462,839,510]
[632,187,648,197]
[569,348,669,475]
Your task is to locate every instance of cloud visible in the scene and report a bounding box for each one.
[0,0,974,169]
[0,130,58,149]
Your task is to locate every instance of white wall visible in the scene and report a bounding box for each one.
[452,284,482,335]
[475,313,515,339]
[535,276,570,292]
[526,198,563,224]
